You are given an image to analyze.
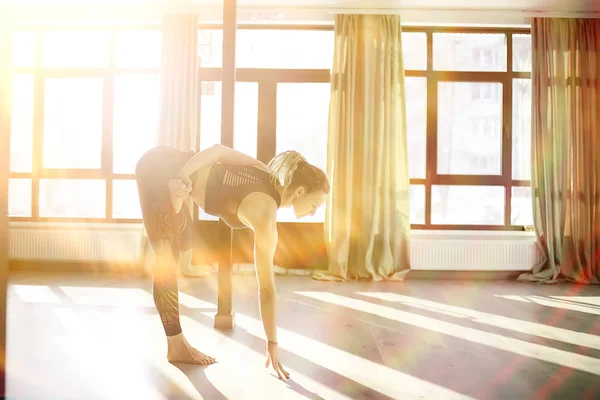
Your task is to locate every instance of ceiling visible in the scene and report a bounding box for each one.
[8,0,600,25]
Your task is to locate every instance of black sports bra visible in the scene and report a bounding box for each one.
[201,163,281,229]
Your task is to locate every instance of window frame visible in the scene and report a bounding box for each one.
[10,25,160,223]
[9,24,532,231]
[405,26,532,231]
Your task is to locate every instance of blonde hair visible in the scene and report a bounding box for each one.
[267,150,330,195]
[267,150,307,188]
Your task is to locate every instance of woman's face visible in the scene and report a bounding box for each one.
[292,187,328,219]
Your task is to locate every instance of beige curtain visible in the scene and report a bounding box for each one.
[146,14,199,276]
[314,15,411,282]
[157,14,199,150]
[519,18,600,284]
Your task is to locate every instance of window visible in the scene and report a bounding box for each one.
[113,180,142,220]
[13,32,36,68]
[197,30,222,68]
[199,81,259,156]
[437,82,503,176]
[10,74,34,173]
[9,28,161,221]
[42,31,110,68]
[512,78,532,181]
[402,33,427,71]
[410,185,425,224]
[197,29,335,69]
[406,77,427,179]
[9,26,531,231]
[39,179,106,218]
[113,74,160,175]
[198,81,259,221]
[407,28,532,229]
[433,33,506,72]
[8,179,32,218]
[43,78,104,169]
[236,30,334,69]
[513,34,532,72]
[276,83,331,223]
[432,185,505,225]
[115,30,162,68]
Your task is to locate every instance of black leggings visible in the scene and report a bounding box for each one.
[135,147,194,337]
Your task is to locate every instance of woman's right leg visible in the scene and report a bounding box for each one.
[136,164,215,365]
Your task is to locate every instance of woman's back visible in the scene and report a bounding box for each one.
[192,163,281,229]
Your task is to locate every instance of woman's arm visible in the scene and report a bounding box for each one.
[177,143,270,179]
[238,195,289,380]
[253,214,279,344]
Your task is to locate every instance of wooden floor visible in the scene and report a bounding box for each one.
[5,271,600,399]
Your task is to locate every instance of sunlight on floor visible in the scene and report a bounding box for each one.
[550,296,600,306]
[296,291,600,375]
[356,292,600,350]
[12,285,217,310]
[200,313,474,399]
[10,282,600,399]
[495,294,600,315]
[17,285,473,399]
[11,285,62,304]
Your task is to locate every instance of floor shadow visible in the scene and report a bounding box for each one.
[284,378,325,400]
[172,362,228,400]
[182,310,394,400]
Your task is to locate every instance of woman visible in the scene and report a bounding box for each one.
[135,144,330,379]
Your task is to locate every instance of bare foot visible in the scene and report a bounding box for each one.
[167,333,216,365]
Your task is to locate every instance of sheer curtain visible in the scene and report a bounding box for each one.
[519,18,600,284]
[314,15,411,282]
[142,14,200,276]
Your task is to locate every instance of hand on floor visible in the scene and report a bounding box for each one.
[265,342,290,380]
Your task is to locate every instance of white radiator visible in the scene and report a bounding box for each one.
[409,230,543,271]
[8,224,542,271]
[9,222,145,262]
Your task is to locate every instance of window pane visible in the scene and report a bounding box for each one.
[432,185,504,225]
[113,74,160,174]
[512,79,532,180]
[513,34,532,72]
[13,32,36,68]
[42,31,110,68]
[9,179,32,217]
[433,33,506,72]
[113,180,142,219]
[410,184,425,224]
[438,82,503,175]
[10,74,34,173]
[39,179,106,218]
[511,186,533,226]
[199,81,258,156]
[115,30,161,68]
[198,30,223,68]
[199,82,258,220]
[236,30,334,69]
[406,77,427,179]
[43,78,103,169]
[402,32,427,71]
[276,83,330,223]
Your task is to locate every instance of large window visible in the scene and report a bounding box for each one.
[404,27,532,229]
[9,28,161,222]
[196,27,333,223]
[9,25,531,230]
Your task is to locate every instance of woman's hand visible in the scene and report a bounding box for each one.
[265,342,290,380]
[176,174,193,193]
[168,178,192,214]
[168,177,191,198]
